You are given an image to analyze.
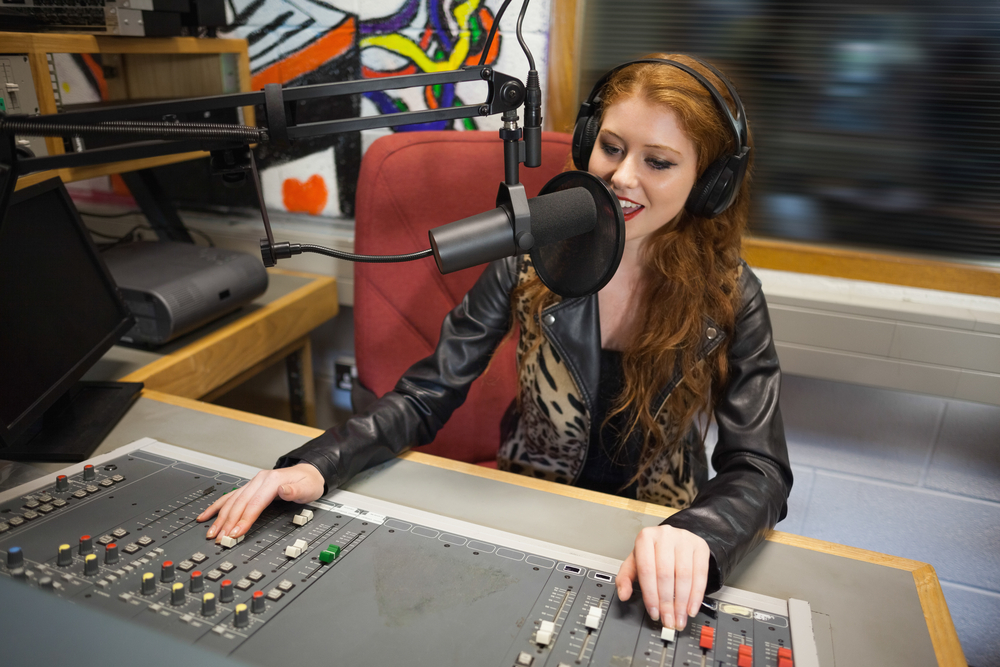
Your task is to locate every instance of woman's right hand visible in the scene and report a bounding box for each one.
[196,462,325,543]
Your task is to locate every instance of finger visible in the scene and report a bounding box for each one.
[672,544,694,631]
[197,493,228,522]
[654,539,676,629]
[688,541,711,618]
[634,532,661,623]
[213,476,262,542]
[230,483,278,538]
[218,478,263,540]
[616,554,637,602]
[207,485,244,540]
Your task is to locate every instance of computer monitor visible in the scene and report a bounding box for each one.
[0,177,141,462]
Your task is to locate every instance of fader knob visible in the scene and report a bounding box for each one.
[201,592,217,616]
[171,582,185,605]
[189,571,204,594]
[141,572,156,595]
[6,546,24,569]
[55,475,69,492]
[39,576,55,590]
[83,553,99,576]
[233,603,249,628]
[219,579,234,603]
[83,465,95,481]
[105,544,119,565]
[161,560,175,583]
[251,590,265,614]
[79,535,93,555]
[57,544,73,567]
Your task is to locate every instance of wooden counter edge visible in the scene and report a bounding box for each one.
[120,272,338,396]
[141,390,966,666]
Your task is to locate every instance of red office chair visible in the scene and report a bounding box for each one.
[353,130,573,466]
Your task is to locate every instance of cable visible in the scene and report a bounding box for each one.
[298,244,433,264]
[88,223,215,248]
[479,0,515,66]
[78,209,143,219]
[516,0,536,71]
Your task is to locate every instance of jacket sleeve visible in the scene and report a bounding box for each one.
[661,270,793,592]
[275,257,519,490]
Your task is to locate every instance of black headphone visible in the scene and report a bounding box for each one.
[571,56,751,219]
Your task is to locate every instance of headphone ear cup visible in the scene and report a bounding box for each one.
[686,156,732,218]
[572,113,602,171]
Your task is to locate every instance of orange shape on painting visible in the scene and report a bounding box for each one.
[282,175,328,215]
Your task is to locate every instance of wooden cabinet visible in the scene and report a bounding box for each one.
[2,32,254,189]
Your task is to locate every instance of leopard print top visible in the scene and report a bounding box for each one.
[497,258,711,509]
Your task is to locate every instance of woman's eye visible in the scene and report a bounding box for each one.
[647,158,675,170]
[600,143,622,157]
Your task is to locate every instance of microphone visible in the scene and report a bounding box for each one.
[429,170,625,298]
[428,186,597,274]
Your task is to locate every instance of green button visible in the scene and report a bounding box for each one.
[319,550,335,563]
[327,545,341,558]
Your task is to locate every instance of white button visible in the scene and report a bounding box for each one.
[661,627,676,642]
[293,539,308,550]
[292,515,307,526]
[542,314,555,326]
[300,509,314,521]
[219,536,237,548]
[536,629,553,646]
[515,651,534,666]
[284,545,302,559]
[706,327,718,340]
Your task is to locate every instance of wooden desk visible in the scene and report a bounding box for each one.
[84,267,338,425]
[46,390,960,667]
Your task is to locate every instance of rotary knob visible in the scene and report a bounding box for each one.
[219,579,234,603]
[83,465,95,481]
[78,535,93,556]
[83,553,99,576]
[189,571,204,594]
[6,546,24,569]
[55,475,69,492]
[105,544,119,565]
[233,603,249,628]
[160,560,175,583]
[57,544,73,567]
[201,592,217,616]
[251,590,265,614]
[171,582,186,605]
[141,572,157,595]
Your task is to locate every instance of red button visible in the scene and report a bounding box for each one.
[699,625,715,650]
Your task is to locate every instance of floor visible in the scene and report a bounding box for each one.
[755,374,1000,667]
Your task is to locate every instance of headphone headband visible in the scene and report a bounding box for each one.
[571,55,751,218]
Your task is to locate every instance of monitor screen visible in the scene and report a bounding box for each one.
[0,178,135,447]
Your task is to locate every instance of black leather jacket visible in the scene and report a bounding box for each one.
[279,256,792,591]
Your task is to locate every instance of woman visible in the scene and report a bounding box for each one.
[198,54,792,634]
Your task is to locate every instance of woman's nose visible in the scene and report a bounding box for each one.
[610,156,640,191]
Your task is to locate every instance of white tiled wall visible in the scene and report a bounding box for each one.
[775,374,1000,667]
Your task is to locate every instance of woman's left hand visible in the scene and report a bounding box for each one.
[616,525,711,631]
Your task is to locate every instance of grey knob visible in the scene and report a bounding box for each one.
[55,475,69,492]
[234,603,249,628]
[251,591,265,614]
[78,535,93,556]
[83,465,95,481]
[83,554,99,576]
[189,571,204,594]
[141,572,156,595]
[7,546,24,569]
[57,544,73,567]
[105,544,119,565]
[171,582,186,605]
[201,592,217,616]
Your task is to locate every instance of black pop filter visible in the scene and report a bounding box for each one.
[530,171,625,298]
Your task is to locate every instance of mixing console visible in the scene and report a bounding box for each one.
[0,439,819,667]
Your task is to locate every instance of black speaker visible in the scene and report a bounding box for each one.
[571,56,750,219]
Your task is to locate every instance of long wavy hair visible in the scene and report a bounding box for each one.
[512,54,753,485]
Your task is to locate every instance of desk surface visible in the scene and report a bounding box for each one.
[83,268,337,399]
[14,391,960,667]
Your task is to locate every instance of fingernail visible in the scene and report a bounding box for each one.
[690,602,700,617]
[229,525,242,537]
[663,612,673,629]
[617,587,626,601]
[206,527,216,538]
[649,607,660,622]
[677,613,687,630]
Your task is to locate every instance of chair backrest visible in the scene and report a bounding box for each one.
[353,130,573,465]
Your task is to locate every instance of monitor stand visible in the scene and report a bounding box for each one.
[0,382,143,462]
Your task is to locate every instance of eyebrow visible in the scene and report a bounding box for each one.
[599,129,682,155]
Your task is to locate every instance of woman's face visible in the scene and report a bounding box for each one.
[588,95,700,247]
